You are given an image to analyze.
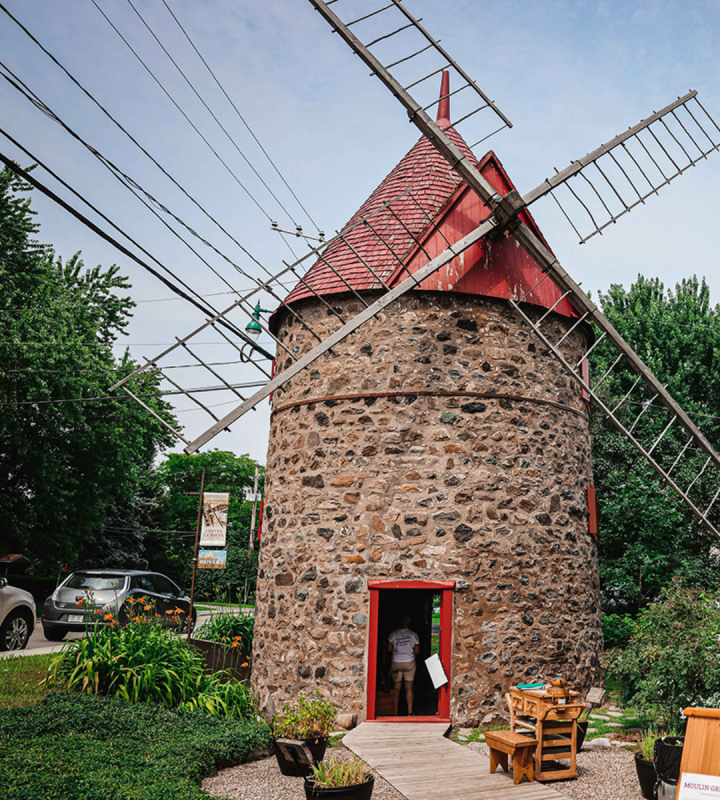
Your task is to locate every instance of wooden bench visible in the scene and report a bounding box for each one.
[485,730,538,785]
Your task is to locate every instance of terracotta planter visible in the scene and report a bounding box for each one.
[304,776,374,800]
[635,752,656,800]
[273,737,329,777]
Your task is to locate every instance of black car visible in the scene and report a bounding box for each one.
[41,569,196,641]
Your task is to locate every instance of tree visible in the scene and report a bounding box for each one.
[147,451,263,601]
[0,165,178,567]
[589,275,720,612]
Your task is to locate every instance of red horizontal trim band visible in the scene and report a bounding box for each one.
[366,717,452,724]
[368,579,456,590]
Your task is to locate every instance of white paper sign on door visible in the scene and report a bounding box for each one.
[678,773,720,799]
[425,654,448,689]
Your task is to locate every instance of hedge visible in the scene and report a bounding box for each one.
[0,693,272,800]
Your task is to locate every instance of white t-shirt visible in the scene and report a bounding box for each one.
[388,628,419,663]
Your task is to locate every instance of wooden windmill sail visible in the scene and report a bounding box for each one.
[113,0,720,539]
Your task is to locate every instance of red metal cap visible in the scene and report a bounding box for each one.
[436,70,451,127]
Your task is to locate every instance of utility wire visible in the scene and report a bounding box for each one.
[123,0,299,229]
[158,0,322,233]
[0,380,268,408]
[0,153,274,361]
[0,6,294,291]
[89,0,274,224]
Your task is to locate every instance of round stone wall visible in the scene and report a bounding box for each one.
[253,291,603,726]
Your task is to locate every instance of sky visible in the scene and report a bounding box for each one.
[2,0,720,465]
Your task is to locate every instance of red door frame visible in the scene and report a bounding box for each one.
[366,579,454,723]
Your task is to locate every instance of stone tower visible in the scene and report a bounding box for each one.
[252,75,603,727]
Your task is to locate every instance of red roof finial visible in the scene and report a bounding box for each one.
[436,70,451,127]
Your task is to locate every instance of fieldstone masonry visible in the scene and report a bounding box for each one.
[253,291,603,726]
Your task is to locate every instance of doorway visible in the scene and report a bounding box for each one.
[366,580,453,722]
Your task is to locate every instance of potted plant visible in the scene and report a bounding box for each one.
[305,756,374,800]
[272,693,337,777]
[635,729,659,800]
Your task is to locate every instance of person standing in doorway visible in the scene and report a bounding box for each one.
[388,613,420,716]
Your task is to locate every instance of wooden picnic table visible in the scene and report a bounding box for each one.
[506,685,585,782]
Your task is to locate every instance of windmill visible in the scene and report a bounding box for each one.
[109,1,720,725]
[113,0,720,540]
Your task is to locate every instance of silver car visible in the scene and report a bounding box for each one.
[0,577,36,651]
[41,569,195,641]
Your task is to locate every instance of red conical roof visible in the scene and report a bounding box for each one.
[281,73,573,318]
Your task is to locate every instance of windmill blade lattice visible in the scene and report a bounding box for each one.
[523,91,720,243]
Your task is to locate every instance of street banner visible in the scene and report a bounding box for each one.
[199,492,229,547]
[198,549,227,569]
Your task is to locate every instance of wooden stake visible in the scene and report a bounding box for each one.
[187,469,206,641]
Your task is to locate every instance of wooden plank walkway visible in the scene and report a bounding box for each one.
[344,723,565,800]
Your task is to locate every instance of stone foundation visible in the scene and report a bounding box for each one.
[253,292,603,726]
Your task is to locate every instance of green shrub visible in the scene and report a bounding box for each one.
[272,692,336,739]
[48,614,255,719]
[0,693,271,800]
[603,578,720,725]
[602,613,637,650]
[195,611,255,650]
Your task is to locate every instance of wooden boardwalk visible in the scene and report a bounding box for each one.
[344,723,565,800]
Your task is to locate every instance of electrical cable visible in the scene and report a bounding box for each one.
[123,0,300,229]
[158,0,322,233]
[0,6,295,290]
[0,380,268,408]
[0,154,274,361]
[89,0,275,224]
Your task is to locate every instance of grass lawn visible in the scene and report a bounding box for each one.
[0,653,54,709]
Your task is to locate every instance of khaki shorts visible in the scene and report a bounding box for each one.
[391,660,416,683]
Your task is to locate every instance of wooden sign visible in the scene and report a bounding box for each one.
[585,687,605,706]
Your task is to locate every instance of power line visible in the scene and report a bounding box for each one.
[0,380,267,408]
[0,6,294,290]
[158,0,322,233]
[0,154,274,361]
[122,0,300,229]
[89,0,274,224]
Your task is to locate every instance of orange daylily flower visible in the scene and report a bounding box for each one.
[165,609,174,615]
[241,662,249,668]
[174,607,184,614]
[75,598,85,606]
[93,609,102,616]
[144,605,152,611]
[103,613,114,621]
[231,641,239,648]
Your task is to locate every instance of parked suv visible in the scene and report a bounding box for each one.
[0,577,36,651]
[41,570,195,641]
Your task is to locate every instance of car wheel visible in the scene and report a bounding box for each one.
[0,609,32,651]
[42,626,67,642]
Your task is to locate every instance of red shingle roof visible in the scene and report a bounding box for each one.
[280,73,573,318]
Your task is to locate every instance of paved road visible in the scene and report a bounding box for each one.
[1,607,240,659]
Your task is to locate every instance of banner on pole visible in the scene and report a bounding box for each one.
[199,492,229,547]
[198,550,227,569]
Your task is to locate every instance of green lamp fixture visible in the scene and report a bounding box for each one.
[241,303,272,360]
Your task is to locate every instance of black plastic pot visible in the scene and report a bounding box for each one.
[576,721,588,752]
[273,737,329,777]
[304,776,374,800]
[654,736,685,785]
[635,753,657,800]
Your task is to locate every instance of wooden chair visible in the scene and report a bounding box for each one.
[485,730,538,785]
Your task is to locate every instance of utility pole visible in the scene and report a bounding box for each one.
[187,469,206,641]
[249,464,260,551]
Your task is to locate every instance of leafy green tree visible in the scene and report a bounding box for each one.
[589,275,720,612]
[147,451,263,600]
[603,578,720,723]
[0,165,178,567]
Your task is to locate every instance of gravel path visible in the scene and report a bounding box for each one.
[205,739,643,800]
[203,746,405,800]
[465,741,644,800]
